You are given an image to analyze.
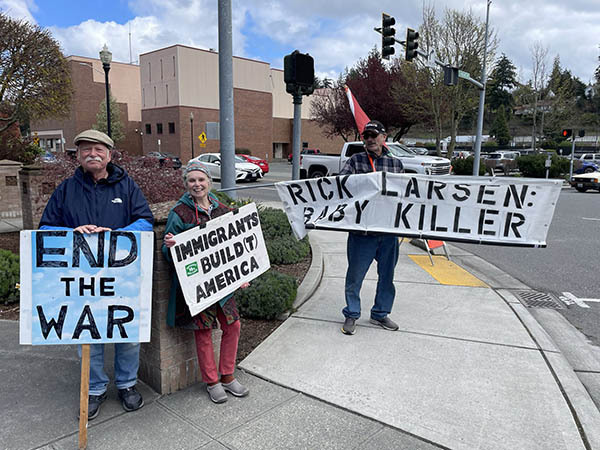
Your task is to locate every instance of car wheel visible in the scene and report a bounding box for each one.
[584,167,595,173]
[310,170,326,178]
[576,187,588,192]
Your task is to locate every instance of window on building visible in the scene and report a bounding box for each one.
[145,124,151,134]
[157,123,163,134]
[166,84,169,105]
[142,88,145,107]
[173,55,176,76]
[154,86,156,106]
[168,122,175,134]
[160,59,163,80]
[206,122,220,140]
[148,62,151,82]
[302,142,309,148]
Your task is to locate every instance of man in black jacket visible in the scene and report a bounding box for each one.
[39,129,153,420]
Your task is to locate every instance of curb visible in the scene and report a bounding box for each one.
[291,233,324,311]
[431,242,600,445]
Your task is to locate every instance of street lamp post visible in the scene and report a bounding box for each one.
[99,44,112,138]
[190,112,194,159]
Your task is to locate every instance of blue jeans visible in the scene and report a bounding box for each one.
[78,343,141,395]
[343,233,399,320]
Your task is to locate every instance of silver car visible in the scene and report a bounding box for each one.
[190,153,262,182]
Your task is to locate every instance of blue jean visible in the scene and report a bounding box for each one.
[343,233,399,320]
[78,343,141,395]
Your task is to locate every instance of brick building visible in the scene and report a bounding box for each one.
[32,56,143,155]
[32,46,344,162]
[140,45,344,163]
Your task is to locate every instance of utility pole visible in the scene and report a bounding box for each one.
[472,0,491,176]
[218,0,236,198]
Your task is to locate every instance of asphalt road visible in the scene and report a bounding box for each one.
[455,187,600,346]
[212,161,292,203]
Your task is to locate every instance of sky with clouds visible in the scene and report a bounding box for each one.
[1,0,599,84]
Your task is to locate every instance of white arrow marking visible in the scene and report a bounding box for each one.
[561,292,600,308]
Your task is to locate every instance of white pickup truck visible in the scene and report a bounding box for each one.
[299,141,452,179]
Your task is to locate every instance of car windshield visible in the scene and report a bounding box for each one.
[386,143,416,156]
[488,153,502,159]
[234,156,246,162]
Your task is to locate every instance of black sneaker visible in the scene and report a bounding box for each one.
[118,386,144,412]
[370,316,399,331]
[87,392,107,420]
[341,317,356,335]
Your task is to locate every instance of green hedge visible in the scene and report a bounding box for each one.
[257,207,310,265]
[236,270,297,319]
[452,156,487,175]
[517,154,570,178]
[0,249,19,304]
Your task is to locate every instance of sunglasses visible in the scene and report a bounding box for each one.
[362,132,379,139]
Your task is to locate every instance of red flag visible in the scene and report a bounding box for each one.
[344,85,370,134]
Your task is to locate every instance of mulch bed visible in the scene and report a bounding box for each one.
[0,254,313,364]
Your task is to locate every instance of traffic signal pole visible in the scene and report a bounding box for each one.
[292,93,302,180]
[375,3,491,176]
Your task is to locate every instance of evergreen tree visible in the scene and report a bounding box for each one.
[489,105,510,145]
[93,94,125,145]
[486,54,517,111]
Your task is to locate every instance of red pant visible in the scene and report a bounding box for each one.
[194,308,241,384]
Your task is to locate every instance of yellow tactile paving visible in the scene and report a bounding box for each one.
[408,255,489,287]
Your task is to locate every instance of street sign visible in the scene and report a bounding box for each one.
[198,132,207,143]
[458,70,470,79]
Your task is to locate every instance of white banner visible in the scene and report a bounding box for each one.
[169,203,270,317]
[20,231,154,345]
[276,173,562,247]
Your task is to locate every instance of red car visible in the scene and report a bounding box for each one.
[237,154,269,174]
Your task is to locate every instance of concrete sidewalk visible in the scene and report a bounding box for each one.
[2,230,600,449]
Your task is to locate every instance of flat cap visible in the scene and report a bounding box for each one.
[73,129,114,149]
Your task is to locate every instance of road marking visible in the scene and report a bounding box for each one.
[582,217,600,221]
[409,255,488,287]
[560,292,600,308]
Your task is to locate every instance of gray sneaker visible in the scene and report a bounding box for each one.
[341,317,356,335]
[370,316,399,331]
[222,379,249,397]
[207,383,228,403]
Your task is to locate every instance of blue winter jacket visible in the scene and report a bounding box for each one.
[39,162,153,231]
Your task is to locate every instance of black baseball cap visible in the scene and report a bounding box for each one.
[362,120,386,135]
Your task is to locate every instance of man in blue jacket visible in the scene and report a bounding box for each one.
[39,129,153,420]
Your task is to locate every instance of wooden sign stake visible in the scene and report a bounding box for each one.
[78,344,90,449]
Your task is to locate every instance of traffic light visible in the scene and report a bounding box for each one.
[443,66,459,86]
[561,129,572,139]
[284,50,315,95]
[405,28,419,62]
[381,13,396,60]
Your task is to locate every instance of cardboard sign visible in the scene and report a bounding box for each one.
[169,203,270,317]
[19,231,154,345]
[276,173,562,247]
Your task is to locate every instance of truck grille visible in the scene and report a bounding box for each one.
[430,164,451,175]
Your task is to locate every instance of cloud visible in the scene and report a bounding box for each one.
[0,0,36,23]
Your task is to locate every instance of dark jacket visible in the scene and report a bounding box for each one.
[162,191,236,328]
[39,162,153,231]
